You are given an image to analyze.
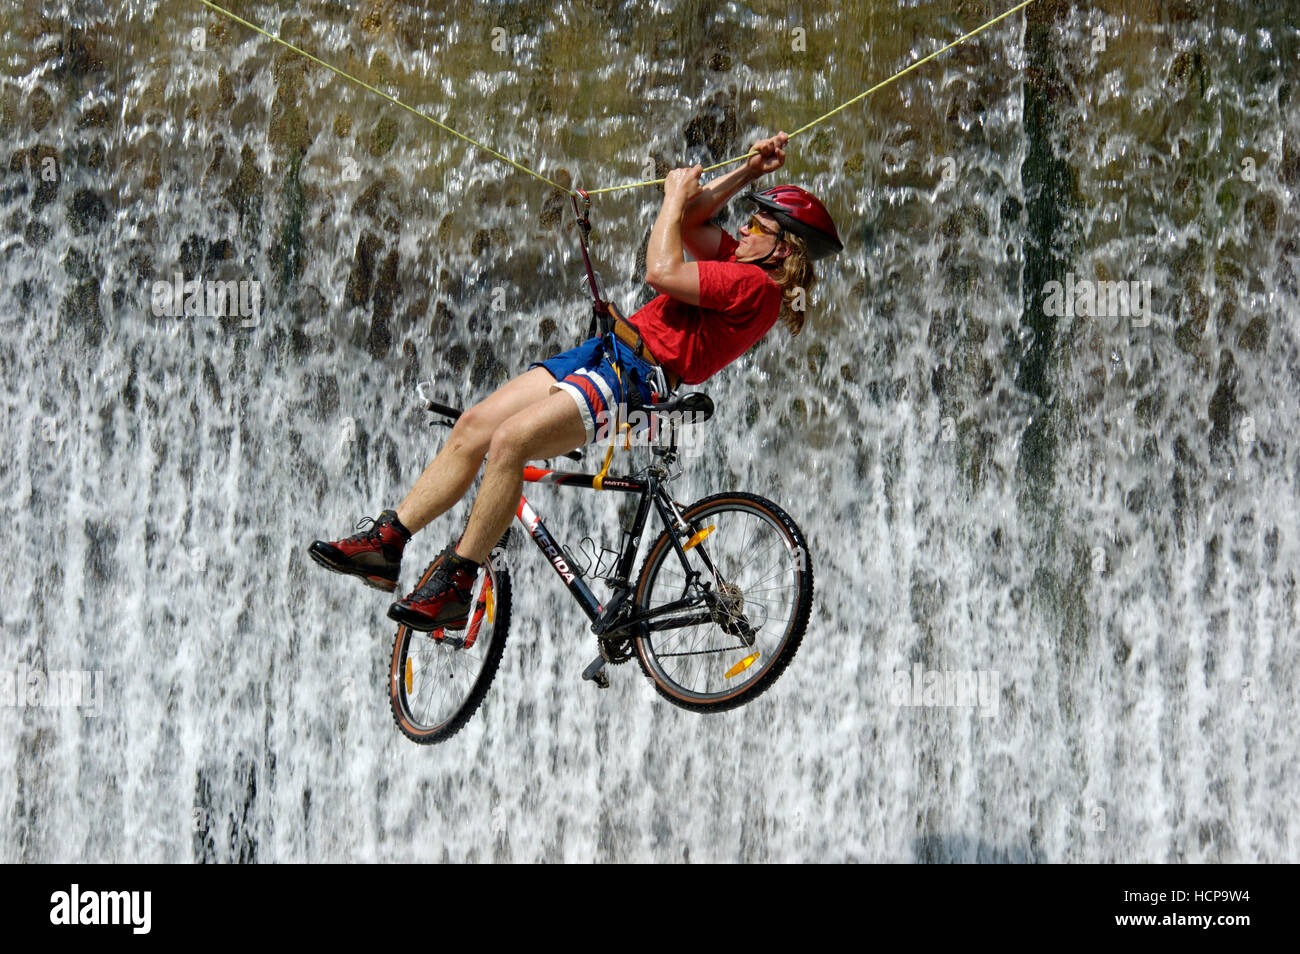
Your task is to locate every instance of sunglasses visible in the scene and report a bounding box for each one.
[744,215,783,238]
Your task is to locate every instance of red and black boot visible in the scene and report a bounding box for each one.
[308,509,410,592]
[387,543,480,632]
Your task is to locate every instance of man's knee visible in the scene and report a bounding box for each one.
[448,405,492,454]
[486,417,530,463]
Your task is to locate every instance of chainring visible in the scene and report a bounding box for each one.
[598,635,636,664]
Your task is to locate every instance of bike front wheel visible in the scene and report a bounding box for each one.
[389,550,512,744]
[633,492,813,712]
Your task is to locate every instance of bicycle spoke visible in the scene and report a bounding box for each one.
[391,564,509,742]
[639,498,809,703]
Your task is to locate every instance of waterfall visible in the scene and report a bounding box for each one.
[1,0,1295,862]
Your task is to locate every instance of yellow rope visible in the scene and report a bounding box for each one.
[198,0,573,194]
[593,439,615,491]
[592,351,625,490]
[201,0,1035,198]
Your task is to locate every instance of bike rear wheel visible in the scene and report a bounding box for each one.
[389,551,511,744]
[633,492,812,712]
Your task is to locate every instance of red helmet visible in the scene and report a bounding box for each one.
[746,185,844,261]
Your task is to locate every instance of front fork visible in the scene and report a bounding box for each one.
[649,486,755,643]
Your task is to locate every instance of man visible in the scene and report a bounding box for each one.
[308,130,842,632]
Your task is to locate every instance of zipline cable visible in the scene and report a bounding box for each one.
[200,0,1035,196]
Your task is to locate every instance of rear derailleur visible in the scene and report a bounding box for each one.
[706,581,757,646]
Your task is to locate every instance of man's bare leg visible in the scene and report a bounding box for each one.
[394,367,558,535]
[453,389,588,563]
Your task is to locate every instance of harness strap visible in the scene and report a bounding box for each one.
[568,191,668,486]
[611,312,681,393]
[592,349,625,491]
[572,189,616,340]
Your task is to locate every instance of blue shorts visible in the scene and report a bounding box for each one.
[528,335,661,444]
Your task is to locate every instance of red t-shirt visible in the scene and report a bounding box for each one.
[629,231,783,385]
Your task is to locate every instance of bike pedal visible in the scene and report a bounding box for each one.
[581,655,610,689]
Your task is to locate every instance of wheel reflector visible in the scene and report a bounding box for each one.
[724,651,759,679]
[405,658,413,693]
[682,525,715,551]
[485,582,495,622]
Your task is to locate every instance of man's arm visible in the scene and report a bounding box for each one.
[645,167,702,305]
[680,131,789,260]
[680,164,759,260]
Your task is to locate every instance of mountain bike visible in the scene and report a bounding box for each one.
[389,390,814,744]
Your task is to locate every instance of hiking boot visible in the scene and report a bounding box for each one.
[387,544,480,632]
[308,509,410,592]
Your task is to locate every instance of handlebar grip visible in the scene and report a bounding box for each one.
[425,400,462,421]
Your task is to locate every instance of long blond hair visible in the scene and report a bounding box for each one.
[766,233,816,336]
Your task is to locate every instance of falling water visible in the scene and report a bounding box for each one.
[1,0,1296,862]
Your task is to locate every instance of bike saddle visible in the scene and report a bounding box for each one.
[643,391,714,423]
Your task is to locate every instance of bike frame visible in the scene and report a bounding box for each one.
[513,463,722,639]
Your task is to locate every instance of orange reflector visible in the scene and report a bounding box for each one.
[405,658,413,693]
[485,584,495,623]
[682,525,715,551]
[724,651,759,679]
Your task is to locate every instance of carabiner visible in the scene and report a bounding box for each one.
[572,188,592,233]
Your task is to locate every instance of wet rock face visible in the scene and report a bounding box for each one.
[352,181,397,221]
[368,116,400,157]
[0,86,17,138]
[369,248,400,354]
[226,144,263,220]
[216,67,236,111]
[60,248,103,347]
[9,144,61,214]
[1207,350,1243,455]
[48,24,106,80]
[683,95,738,162]
[77,102,109,129]
[178,235,234,279]
[347,232,385,308]
[30,88,54,132]
[67,188,107,235]
[269,54,314,155]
